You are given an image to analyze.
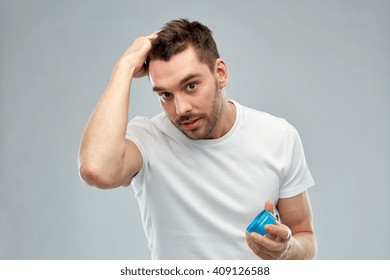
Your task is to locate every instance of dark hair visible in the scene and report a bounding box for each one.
[147,19,220,71]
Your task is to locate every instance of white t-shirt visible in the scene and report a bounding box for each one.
[125,100,314,259]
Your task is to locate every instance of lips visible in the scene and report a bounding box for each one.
[179,118,201,130]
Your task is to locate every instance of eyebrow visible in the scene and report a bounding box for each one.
[152,73,201,92]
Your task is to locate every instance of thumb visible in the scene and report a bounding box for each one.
[264,200,275,214]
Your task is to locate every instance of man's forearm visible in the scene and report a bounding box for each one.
[78,33,157,187]
[78,60,135,187]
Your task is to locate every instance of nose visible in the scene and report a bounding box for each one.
[174,94,192,116]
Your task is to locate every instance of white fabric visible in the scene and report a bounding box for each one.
[125,100,314,259]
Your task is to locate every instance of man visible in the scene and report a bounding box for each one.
[78,19,317,260]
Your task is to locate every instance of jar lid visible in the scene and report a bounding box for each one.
[246,209,276,235]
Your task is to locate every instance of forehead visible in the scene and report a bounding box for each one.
[148,46,212,89]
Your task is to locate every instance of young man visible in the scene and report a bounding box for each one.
[78,19,317,260]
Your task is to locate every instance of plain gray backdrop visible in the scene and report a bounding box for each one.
[1,0,389,260]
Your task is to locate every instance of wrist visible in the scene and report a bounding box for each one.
[277,238,295,260]
[115,58,137,77]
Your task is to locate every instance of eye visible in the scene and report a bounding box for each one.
[186,83,197,91]
[158,92,173,101]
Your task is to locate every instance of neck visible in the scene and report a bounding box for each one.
[209,94,236,139]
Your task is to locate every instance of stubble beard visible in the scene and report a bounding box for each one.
[174,84,223,140]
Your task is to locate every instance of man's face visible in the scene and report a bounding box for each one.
[148,46,223,140]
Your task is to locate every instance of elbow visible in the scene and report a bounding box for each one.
[79,162,120,189]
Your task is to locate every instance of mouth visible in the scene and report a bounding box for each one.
[178,118,201,130]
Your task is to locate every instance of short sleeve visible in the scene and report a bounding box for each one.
[279,123,315,198]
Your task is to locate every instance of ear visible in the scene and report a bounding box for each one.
[214,58,228,88]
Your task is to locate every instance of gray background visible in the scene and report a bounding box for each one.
[1,0,389,260]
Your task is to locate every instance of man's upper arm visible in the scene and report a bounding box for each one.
[277,191,314,235]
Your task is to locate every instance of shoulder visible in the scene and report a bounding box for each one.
[125,114,163,147]
[127,112,166,133]
[237,102,297,136]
